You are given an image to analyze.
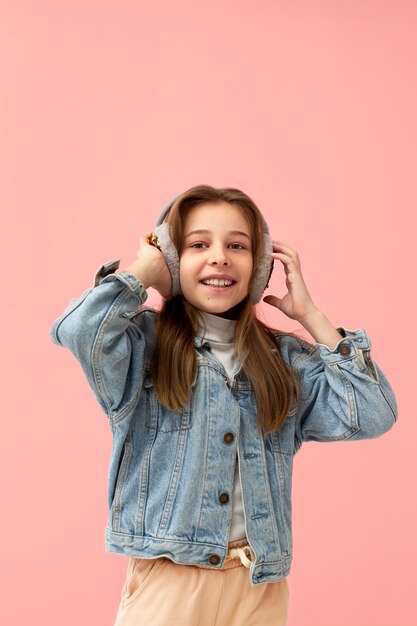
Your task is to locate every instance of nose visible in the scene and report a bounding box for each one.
[208,243,229,266]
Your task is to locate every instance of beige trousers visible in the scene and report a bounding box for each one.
[113,538,289,626]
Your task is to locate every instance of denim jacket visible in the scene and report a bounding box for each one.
[49,260,398,587]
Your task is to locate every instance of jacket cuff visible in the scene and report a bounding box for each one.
[315,327,371,365]
[93,259,121,286]
[93,259,148,303]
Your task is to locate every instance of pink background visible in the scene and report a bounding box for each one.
[1,1,415,624]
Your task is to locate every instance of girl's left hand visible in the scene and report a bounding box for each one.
[263,241,319,322]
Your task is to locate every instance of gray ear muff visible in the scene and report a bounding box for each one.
[152,194,274,303]
[251,229,274,304]
[152,194,183,297]
[152,221,181,296]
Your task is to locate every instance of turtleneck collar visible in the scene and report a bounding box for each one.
[196,310,236,344]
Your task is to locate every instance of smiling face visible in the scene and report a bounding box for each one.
[179,202,254,317]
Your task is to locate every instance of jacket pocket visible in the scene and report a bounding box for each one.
[111,436,132,530]
[143,371,192,432]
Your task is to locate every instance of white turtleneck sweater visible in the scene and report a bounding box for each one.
[196,311,246,542]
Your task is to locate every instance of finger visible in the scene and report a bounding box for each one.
[271,241,299,258]
[263,295,283,309]
[271,251,291,261]
[271,251,297,270]
[141,233,162,250]
[137,233,158,256]
[272,248,299,264]
[139,233,152,244]
[272,251,301,275]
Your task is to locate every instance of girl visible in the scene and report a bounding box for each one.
[49,185,397,626]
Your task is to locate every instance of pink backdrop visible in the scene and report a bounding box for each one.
[1,1,415,624]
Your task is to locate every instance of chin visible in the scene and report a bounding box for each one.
[207,298,248,320]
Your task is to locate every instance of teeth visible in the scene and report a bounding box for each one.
[202,279,233,286]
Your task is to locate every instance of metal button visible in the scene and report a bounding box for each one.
[339,344,351,356]
[208,554,221,565]
[224,432,234,444]
[219,492,229,504]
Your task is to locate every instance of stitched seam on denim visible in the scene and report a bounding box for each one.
[135,426,157,535]
[258,429,280,553]
[157,428,189,537]
[197,354,232,381]
[91,288,144,417]
[319,350,359,365]
[272,332,316,354]
[109,272,148,299]
[111,394,142,425]
[144,379,191,431]
[304,364,359,441]
[342,327,372,351]
[294,435,302,454]
[106,530,228,550]
[123,305,157,319]
[293,351,316,413]
[251,554,292,569]
[273,443,291,554]
[376,383,398,422]
[51,290,93,344]
[291,347,317,370]
[335,364,359,434]
[196,370,211,535]
[362,349,379,382]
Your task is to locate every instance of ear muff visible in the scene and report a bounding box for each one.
[152,194,274,304]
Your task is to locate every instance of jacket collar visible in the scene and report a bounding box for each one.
[193,335,211,349]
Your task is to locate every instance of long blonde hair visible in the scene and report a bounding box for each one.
[151,184,300,434]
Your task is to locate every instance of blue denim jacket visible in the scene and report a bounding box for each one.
[49,260,398,587]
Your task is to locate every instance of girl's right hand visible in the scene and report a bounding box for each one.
[124,234,173,300]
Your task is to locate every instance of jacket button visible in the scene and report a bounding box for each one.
[224,432,234,444]
[208,554,221,565]
[219,492,229,504]
[339,344,351,356]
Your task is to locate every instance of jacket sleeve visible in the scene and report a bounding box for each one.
[280,327,398,446]
[48,260,150,420]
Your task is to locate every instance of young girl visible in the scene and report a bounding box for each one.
[49,185,397,626]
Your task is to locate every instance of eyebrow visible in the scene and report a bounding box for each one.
[184,229,251,240]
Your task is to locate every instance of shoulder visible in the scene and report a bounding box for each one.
[122,306,159,342]
[270,330,317,366]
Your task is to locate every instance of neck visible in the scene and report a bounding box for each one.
[196,310,236,343]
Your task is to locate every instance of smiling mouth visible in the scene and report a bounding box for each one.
[200,279,236,287]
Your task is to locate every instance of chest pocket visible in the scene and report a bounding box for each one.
[143,370,192,432]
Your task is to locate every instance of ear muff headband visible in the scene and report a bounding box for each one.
[152,194,274,304]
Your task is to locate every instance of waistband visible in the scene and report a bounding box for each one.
[193,537,255,571]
